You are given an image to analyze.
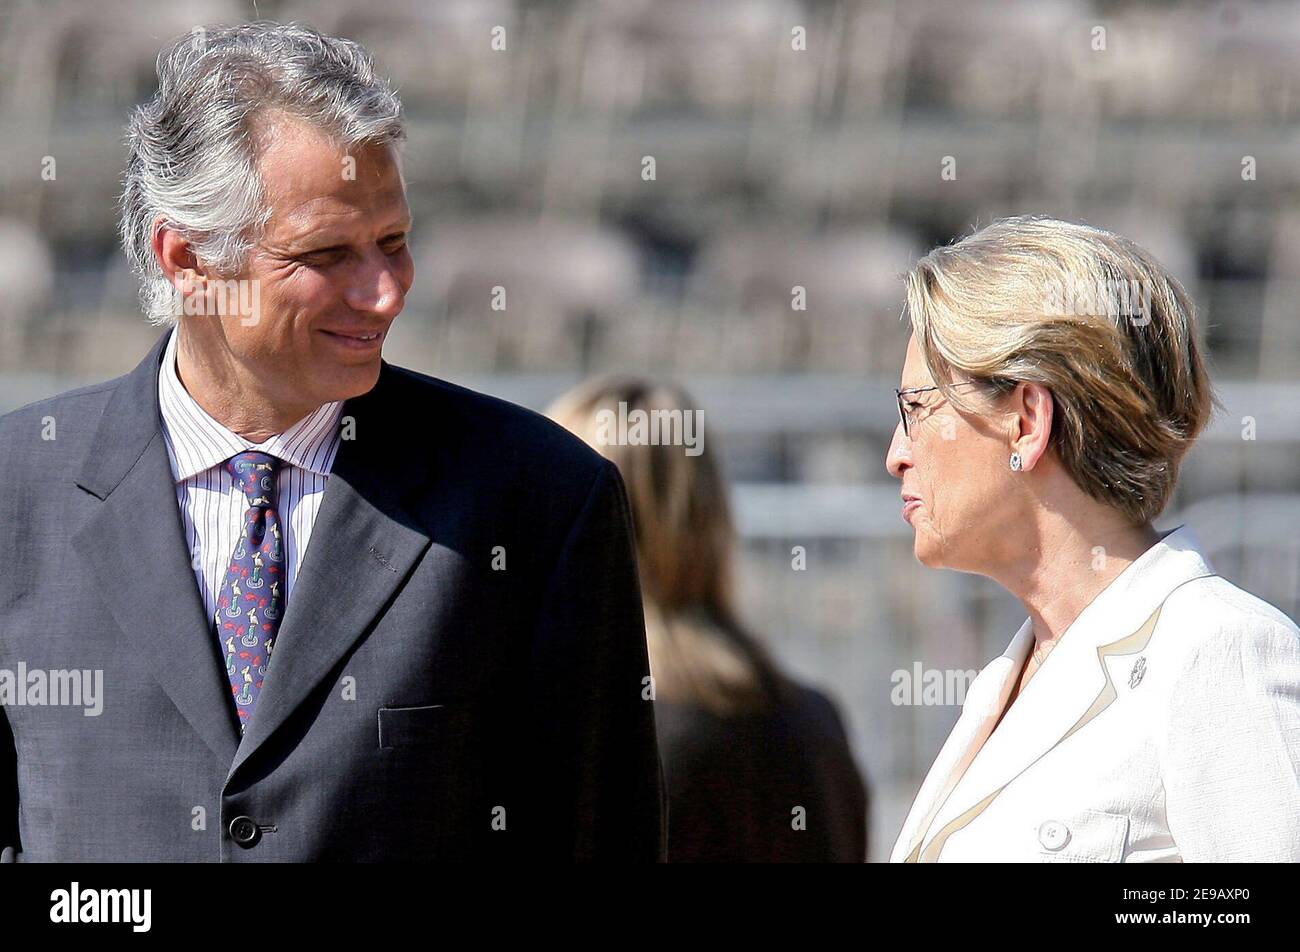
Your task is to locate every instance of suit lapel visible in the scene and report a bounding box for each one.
[72,334,436,780]
[892,622,1031,862]
[226,364,432,780]
[913,622,1112,860]
[73,329,241,767]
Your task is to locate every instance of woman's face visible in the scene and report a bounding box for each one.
[886,335,1019,572]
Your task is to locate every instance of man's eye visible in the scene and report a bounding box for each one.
[381,237,407,254]
[299,248,346,266]
[903,400,924,412]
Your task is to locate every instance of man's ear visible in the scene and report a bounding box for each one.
[151,217,206,294]
[1009,382,1053,471]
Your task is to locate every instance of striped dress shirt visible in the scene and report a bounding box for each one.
[157,327,344,626]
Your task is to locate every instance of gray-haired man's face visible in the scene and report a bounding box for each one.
[200,113,414,413]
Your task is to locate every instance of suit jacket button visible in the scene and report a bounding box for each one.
[229,816,260,848]
[1038,820,1070,851]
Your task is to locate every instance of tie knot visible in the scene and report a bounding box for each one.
[226,451,282,509]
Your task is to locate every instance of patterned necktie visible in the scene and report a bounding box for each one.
[214,451,286,735]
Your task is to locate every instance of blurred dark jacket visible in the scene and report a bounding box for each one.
[655,682,868,862]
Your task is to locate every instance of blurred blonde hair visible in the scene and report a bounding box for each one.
[904,215,1217,525]
[547,375,788,716]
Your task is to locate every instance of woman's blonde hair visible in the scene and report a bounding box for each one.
[904,215,1217,525]
[547,375,789,716]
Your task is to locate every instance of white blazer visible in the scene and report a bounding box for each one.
[890,524,1300,862]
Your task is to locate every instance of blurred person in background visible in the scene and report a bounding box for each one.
[549,376,868,862]
[887,216,1300,862]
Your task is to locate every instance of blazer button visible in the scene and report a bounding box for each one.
[1038,820,1070,851]
[229,816,261,848]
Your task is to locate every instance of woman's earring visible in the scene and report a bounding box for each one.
[1009,452,1023,472]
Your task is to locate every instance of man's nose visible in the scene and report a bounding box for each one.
[886,422,912,479]
[345,248,408,318]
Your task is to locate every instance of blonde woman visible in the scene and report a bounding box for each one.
[887,216,1300,862]
[549,377,868,862]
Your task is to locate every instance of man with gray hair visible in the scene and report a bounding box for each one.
[0,22,665,861]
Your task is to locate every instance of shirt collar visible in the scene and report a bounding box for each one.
[1000,523,1216,664]
[157,326,344,483]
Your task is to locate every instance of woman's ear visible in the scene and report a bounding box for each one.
[1010,382,1053,471]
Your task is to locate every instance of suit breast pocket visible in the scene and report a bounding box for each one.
[1036,809,1130,862]
[377,703,472,750]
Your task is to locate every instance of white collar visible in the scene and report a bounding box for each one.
[157,326,344,482]
[1004,524,1215,663]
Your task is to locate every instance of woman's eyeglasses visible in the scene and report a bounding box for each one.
[894,382,981,438]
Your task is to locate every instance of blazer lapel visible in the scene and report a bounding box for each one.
[892,622,1032,862]
[913,622,1110,861]
[226,364,432,780]
[72,329,241,767]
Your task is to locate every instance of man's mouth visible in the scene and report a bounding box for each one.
[319,328,384,349]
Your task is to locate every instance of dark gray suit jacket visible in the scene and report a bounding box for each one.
[0,330,665,861]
